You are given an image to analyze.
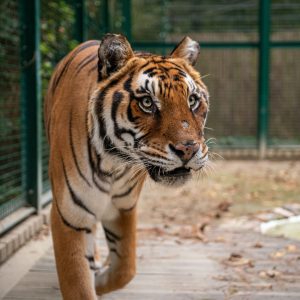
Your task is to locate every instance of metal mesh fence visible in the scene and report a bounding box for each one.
[269,49,300,146]
[0,0,300,222]
[0,0,26,219]
[198,49,258,147]
[132,0,259,42]
[132,0,260,148]
[132,0,299,148]
[271,0,300,41]
[269,1,300,146]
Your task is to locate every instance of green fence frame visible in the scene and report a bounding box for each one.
[1,0,300,231]
[20,0,42,213]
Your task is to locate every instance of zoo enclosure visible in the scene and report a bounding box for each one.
[0,0,300,228]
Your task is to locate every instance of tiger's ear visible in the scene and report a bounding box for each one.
[98,33,134,79]
[170,36,200,66]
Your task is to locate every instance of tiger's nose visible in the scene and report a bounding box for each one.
[169,140,200,162]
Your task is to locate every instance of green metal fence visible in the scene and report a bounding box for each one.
[0,0,299,227]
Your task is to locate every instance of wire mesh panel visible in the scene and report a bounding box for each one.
[40,0,78,193]
[0,0,299,223]
[271,0,300,41]
[132,0,259,42]
[0,0,26,219]
[269,50,300,146]
[269,1,300,146]
[198,49,258,148]
[131,0,260,148]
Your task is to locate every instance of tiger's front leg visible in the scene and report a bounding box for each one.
[96,207,137,295]
[51,200,98,300]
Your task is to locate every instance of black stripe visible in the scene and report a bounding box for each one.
[123,76,132,92]
[75,53,98,74]
[104,232,116,244]
[114,168,127,181]
[143,67,157,75]
[112,180,138,200]
[126,76,140,124]
[110,248,121,258]
[140,156,168,166]
[86,115,109,193]
[85,255,94,262]
[151,81,156,94]
[119,203,137,212]
[95,76,127,140]
[90,265,100,271]
[141,150,171,161]
[54,200,91,233]
[87,134,108,194]
[85,255,100,271]
[127,103,139,123]
[111,91,123,140]
[62,158,95,217]
[103,136,132,161]
[88,64,98,75]
[86,113,96,173]
[111,91,137,142]
[135,132,151,144]
[92,172,109,193]
[53,41,99,92]
[69,113,91,187]
[103,226,121,241]
[144,79,150,93]
[96,154,112,179]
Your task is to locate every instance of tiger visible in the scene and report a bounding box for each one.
[44,33,209,299]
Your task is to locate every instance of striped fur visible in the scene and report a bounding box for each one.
[45,34,209,299]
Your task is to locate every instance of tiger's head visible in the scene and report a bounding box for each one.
[90,34,209,186]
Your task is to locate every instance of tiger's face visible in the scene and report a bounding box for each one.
[93,34,209,186]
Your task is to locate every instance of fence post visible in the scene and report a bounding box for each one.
[258,0,271,159]
[74,0,87,42]
[19,0,42,212]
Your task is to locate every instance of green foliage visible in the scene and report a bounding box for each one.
[40,0,78,93]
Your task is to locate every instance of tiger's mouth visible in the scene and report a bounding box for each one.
[146,165,192,186]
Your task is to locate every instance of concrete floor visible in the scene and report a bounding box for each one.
[2,224,300,300]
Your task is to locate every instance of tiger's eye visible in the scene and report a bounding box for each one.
[188,94,200,110]
[139,96,155,113]
[142,97,153,108]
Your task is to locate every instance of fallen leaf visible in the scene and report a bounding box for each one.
[176,224,208,242]
[218,200,232,212]
[286,244,298,252]
[253,242,263,248]
[270,250,286,259]
[266,270,281,278]
[212,274,232,281]
[214,236,226,243]
[224,253,254,267]
[259,269,281,279]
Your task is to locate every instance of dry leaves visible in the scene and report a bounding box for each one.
[175,224,208,242]
[218,200,232,212]
[223,253,254,267]
[270,250,286,259]
[259,269,281,279]
[286,244,298,252]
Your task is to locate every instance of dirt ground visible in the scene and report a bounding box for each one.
[137,160,300,227]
